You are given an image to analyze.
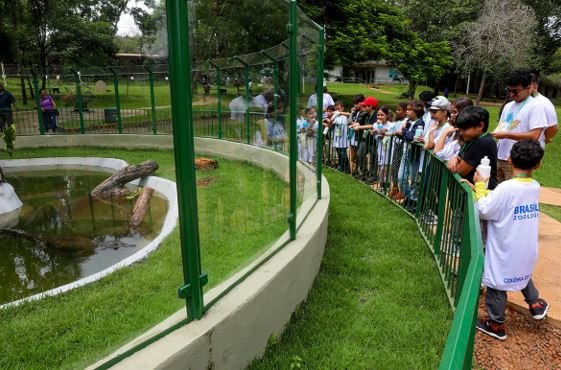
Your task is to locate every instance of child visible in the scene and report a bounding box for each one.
[474,140,549,341]
[331,101,350,173]
[434,97,473,161]
[347,94,365,176]
[388,102,408,198]
[297,107,308,161]
[374,106,391,189]
[322,105,336,166]
[449,106,498,189]
[305,107,318,164]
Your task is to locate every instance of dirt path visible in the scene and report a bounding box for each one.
[474,187,561,369]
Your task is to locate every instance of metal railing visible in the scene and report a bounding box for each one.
[321,128,484,369]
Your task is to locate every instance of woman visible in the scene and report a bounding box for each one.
[39,89,57,133]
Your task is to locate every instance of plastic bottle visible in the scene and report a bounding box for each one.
[477,156,491,188]
[414,127,423,140]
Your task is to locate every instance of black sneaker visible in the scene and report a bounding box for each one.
[529,298,549,320]
[476,319,507,341]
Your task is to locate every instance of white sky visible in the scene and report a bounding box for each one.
[116,0,147,37]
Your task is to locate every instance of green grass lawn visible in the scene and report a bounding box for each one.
[0,147,289,369]
[250,168,452,369]
[541,203,561,224]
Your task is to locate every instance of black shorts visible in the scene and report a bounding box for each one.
[0,111,13,130]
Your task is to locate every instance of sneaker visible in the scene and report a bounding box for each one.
[529,298,549,320]
[476,319,507,341]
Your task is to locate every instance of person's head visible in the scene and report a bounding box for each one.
[323,86,329,93]
[419,90,436,107]
[455,106,489,141]
[298,106,305,117]
[263,90,274,103]
[505,69,533,103]
[396,102,408,120]
[377,106,390,123]
[406,101,424,120]
[428,96,450,123]
[40,88,48,97]
[359,96,378,113]
[325,104,336,117]
[352,94,365,110]
[510,140,544,171]
[306,107,316,120]
[334,100,344,111]
[450,97,474,125]
[530,72,540,96]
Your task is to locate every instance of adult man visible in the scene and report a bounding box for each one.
[0,83,17,132]
[530,73,558,146]
[307,86,335,112]
[491,69,546,182]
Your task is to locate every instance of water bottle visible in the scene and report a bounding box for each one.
[414,127,423,141]
[476,156,492,188]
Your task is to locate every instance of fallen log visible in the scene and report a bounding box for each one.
[129,187,155,229]
[91,160,158,197]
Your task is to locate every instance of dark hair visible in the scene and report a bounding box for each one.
[305,107,316,115]
[407,101,424,118]
[334,100,344,107]
[451,97,473,112]
[378,105,390,116]
[419,90,436,103]
[510,140,544,170]
[455,106,490,132]
[506,69,532,88]
[323,86,329,93]
[352,94,365,105]
[531,72,540,85]
[325,105,335,112]
[397,102,408,111]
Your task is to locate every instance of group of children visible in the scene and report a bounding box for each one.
[317,71,557,341]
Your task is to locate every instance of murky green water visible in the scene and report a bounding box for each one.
[0,168,167,305]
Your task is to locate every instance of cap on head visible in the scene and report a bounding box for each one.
[429,96,451,111]
[359,96,378,108]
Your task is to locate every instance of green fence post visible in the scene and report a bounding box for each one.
[144,65,158,135]
[207,60,222,139]
[433,161,449,256]
[316,27,325,199]
[288,0,298,240]
[108,67,123,134]
[234,56,251,144]
[29,69,45,135]
[165,0,206,320]
[70,69,86,134]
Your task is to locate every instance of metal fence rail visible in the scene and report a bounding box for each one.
[321,128,484,369]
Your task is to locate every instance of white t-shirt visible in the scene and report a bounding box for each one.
[534,93,558,147]
[477,178,540,291]
[332,113,348,148]
[307,93,335,110]
[496,97,547,160]
[252,94,269,111]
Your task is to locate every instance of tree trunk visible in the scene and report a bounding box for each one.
[476,71,487,105]
[20,75,28,105]
[91,160,159,197]
[407,81,418,99]
[129,187,154,228]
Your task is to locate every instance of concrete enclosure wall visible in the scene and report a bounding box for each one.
[15,134,330,369]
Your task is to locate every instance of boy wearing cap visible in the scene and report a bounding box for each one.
[424,96,451,150]
[352,96,378,181]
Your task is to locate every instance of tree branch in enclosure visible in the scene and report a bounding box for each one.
[91,160,159,197]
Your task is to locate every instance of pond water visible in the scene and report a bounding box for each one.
[0,168,167,305]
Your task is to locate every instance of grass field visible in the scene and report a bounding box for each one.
[250,168,452,369]
[0,147,290,369]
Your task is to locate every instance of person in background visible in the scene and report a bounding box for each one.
[347,94,365,176]
[530,73,558,146]
[0,83,17,133]
[307,86,335,112]
[491,69,546,182]
[388,102,408,199]
[39,89,57,133]
[424,96,451,151]
[352,96,378,182]
[472,140,549,341]
[331,101,349,173]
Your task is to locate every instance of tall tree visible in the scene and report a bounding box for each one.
[454,0,536,103]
